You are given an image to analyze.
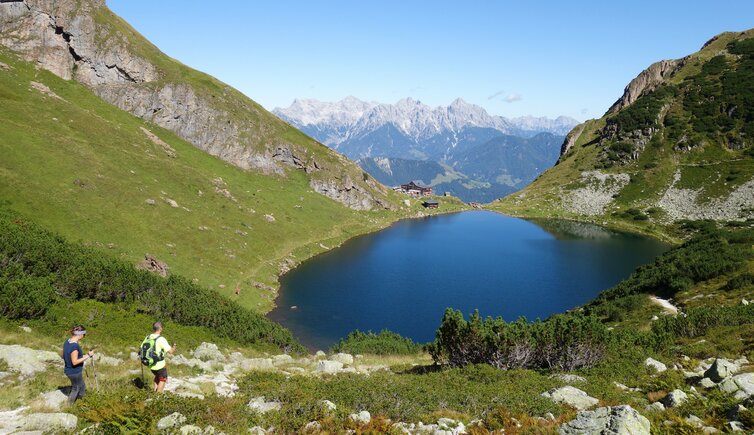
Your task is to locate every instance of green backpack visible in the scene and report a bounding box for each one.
[139,335,165,367]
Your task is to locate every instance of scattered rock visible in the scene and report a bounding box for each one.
[559,405,650,435]
[0,61,9,70]
[145,198,156,205]
[661,389,688,408]
[645,402,665,412]
[704,358,739,382]
[157,412,187,430]
[247,397,282,414]
[166,198,179,208]
[239,358,274,371]
[38,389,68,410]
[0,344,61,377]
[742,298,749,306]
[315,360,343,374]
[30,81,64,100]
[551,373,588,384]
[728,421,745,432]
[15,412,78,432]
[437,417,466,433]
[319,400,336,412]
[95,354,122,366]
[699,377,716,389]
[179,424,203,434]
[302,421,321,433]
[541,386,599,410]
[685,414,704,427]
[193,342,225,362]
[19,326,32,333]
[263,214,275,222]
[272,354,293,365]
[314,350,326,359]
[140,126,177,157]
[330,353,354,365]
[247,426,267,434]
[138,254,169,277]
[719,373,754,398]
[644,357,667,373]
[349,410,371,425]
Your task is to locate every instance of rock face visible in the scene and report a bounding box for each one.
[559,405,650,435]
[720,373,754,398]
[559,123,586,157]
[0,0,391,210]
[607,59,684,114]
[541,386,599,410]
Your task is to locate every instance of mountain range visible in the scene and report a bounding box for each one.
[275,97,577,202]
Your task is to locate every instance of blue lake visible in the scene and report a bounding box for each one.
[268,211,669,350]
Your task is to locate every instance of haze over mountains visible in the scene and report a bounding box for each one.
[275,97,578,202]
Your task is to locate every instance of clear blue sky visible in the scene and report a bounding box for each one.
[108,1,754,120]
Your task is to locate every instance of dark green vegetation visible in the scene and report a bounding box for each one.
[492,30,754,238]
[0,208,302,352]
[331,330,422,355]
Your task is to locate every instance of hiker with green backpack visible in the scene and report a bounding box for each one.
[139,322,176,393]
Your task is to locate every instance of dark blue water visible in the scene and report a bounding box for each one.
[268,211,669,350]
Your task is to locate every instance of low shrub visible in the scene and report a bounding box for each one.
[332,330,422,355]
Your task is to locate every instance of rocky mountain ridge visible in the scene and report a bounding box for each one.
[0,0,391,210]
[494,29,754,231]
[275,96,578,148]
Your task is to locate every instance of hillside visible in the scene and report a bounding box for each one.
[491,29,754,238]
[0,0,471,313]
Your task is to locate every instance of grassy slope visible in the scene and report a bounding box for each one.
[0,48,467,313]
[489,30,754,242]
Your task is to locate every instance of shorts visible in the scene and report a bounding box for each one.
[151,366,168,383]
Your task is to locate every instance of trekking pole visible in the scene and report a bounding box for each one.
[91,354,100,390]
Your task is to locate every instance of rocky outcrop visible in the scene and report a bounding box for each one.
[138,254,169,277]
[0,0,392,210]
[541,386,599,410]
[0,344,61,377]
[559,405,650,435]
[607,59,684,115]
[559,123,586,158]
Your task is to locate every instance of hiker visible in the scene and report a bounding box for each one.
[140,321,176,393]
[63,325,95,404]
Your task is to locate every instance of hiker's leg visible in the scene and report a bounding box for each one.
[77,375,87,400]
[67,373,84,404]
[156,379,166,393]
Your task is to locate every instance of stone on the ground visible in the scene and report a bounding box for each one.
[314,350,326,359]
[157,412,187,430]
[172,354,213,371]
[320,400,337,411]
[551,373,588,384]
[193,342,225,362]
[315,360,343,374]
[303,421,321,433]
[19,412,78,432]
[247,397,282,414]
[728,421,745,432]
[96,354,123,366]
[179,424,203,434]
[437,417,466,433]
[330,353,354,365]
[272,354,293,365]
[559,405,650,435]
[248,426,267,434]
[349,410,371,425]
[661,389,688,408]
[685,415,703,427]
[719,373,754,398]
[645,402,665,412]
[702,426,719,434]
[742,298,749,306]
[700,377,716,389]
[240,358,274,371]
[541,386,599,410]
[20,326,32,333]
[0,344,62,377]
[39,389,68,410]
[704,358,739,383]
[644,357,667,373]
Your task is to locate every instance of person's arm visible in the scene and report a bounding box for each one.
[169,342,177,354]
[70,347,94,365]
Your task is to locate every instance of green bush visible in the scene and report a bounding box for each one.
[0,210,302,352]
[332,330,422,355]
[428,310,609,371]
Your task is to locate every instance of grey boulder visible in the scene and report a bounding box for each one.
[542,386,599,410]
[559,405,650,435]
